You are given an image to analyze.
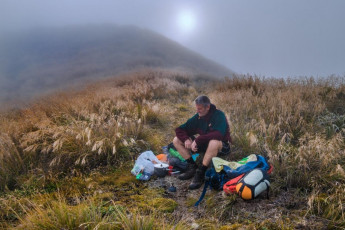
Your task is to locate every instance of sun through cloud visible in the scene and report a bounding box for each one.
[177,9,196,33]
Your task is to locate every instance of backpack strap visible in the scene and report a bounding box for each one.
[194,180,209,206]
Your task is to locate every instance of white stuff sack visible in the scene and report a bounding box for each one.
[131,151,162,176]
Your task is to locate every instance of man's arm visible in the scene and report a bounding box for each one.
[175,114,198,143]
[194,130,223,146]
[175,127,191,143]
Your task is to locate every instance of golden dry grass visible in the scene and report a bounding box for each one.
[0,70,344,229]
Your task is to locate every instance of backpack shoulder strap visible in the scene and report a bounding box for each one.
[194,168,215,206]
[194,180,209,206]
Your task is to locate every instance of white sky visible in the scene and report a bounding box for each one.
[1,0,345,78]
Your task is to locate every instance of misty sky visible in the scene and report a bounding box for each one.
[1,0,345,78]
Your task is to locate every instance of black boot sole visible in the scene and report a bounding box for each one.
[178,173,195,180]
[188,182,204,190]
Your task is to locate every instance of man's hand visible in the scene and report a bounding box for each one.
[184,139,192,149]
[191,141,198,152]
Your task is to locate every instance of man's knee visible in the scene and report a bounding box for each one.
[173,136,183,146]
[207,140,222,152]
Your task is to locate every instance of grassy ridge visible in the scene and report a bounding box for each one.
[0,25,233,105]
[0,70,344,229]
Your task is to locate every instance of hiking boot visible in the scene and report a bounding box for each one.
[178,163,197,180]
[188,169,205,190]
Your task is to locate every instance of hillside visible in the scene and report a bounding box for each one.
[0,70,344,229]
[0,24,234,104]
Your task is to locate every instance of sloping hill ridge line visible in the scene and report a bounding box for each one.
[0,24,234,103]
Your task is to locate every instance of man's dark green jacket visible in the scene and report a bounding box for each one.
[175,104,231,147]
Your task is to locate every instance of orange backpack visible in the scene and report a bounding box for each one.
[223,174,245,194]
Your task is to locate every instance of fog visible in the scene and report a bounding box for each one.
[1,0,345,78]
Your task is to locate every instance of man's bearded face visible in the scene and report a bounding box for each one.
[196,104,210,117]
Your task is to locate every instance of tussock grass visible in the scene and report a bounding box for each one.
[0,70,192,185]
[3,197,154,230]
[1,71,345,228]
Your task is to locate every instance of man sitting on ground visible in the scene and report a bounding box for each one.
[173,95,232,190]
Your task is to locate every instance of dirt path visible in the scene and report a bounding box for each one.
[148,173,329,229]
